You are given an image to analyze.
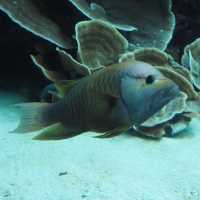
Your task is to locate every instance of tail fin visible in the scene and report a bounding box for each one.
[10,102,59,133]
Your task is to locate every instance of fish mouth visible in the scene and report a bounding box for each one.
[149,83,180,111]
[131,82,180,126]
[137,83,180,127]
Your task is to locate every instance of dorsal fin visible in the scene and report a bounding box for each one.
[55,80,79,97]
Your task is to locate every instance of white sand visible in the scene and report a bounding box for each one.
[0,92,200,200]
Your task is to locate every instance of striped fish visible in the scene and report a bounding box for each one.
[11,59,180,140]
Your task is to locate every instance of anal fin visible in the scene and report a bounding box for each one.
[33,123,83,140]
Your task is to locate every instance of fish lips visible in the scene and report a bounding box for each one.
[149,83,180,112]
[120,76,180,127]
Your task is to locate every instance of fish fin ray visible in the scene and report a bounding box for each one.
[10,103,57,133]
[33,123,83,140]
[94,127,128,138]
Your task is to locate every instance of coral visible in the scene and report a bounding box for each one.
[142,92,187,127]
[69,0,175,50]
[75,20,128,70]
[182,38,200,90]
[0,0,74,48]
[31,46,90,82]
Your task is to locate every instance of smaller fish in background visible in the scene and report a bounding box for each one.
[10,59,180,140]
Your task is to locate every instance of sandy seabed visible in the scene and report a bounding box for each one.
[0,92,200,200]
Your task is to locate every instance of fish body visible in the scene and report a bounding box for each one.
[12,59,180,140]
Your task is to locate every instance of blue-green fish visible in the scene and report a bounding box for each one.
[11,59,180,140]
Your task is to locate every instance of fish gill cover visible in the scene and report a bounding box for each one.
[0,0,200,138]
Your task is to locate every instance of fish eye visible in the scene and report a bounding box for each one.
[145,75,155,84]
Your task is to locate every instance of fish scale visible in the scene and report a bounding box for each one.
[11,60,180,140]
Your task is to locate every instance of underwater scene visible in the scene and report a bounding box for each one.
[1,0,200,199]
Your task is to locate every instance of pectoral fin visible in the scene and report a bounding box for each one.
[55,80,79,97]
[33,123,83,140]
[94,127,128,138]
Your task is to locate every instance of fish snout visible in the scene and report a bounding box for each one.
[150,79,180,107]
[121,76,180,127]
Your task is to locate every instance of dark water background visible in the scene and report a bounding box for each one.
[0,0,200,99]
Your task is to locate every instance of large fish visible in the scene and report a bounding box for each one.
[11,59,180,140]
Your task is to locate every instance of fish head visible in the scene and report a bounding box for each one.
[120,61,180,126]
